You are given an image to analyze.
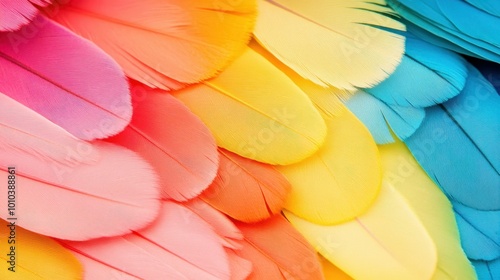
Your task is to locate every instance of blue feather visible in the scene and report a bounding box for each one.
[468,57,500,95]
[345,90,424,144]
[365,34,468,107]
[405,21,499,62]
[388,0,500,63]
[472,258,500,280]
[405,65,500,210]
[465,0,500,17]
[452,201,500,261]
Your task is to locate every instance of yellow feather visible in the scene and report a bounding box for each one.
[319,254,353,280]
[254,0,406,90]
[0,223,82,279]
[379,140,477,280]
[251,41,382,224]
[174,47,327,165]
[285,182,437,280]
[277,104,382,225]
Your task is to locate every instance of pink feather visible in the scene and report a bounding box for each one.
[226,249,253,280]
[0,98,161,240]
[184,198,243,249]
[0,0,52,31]
[107,81,219,201]
[0,15,131,140]
[61,201,231,280]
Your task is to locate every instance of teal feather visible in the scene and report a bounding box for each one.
[465,0,500,17]
[345,90,424,144]
[472,258,500,280]
[388,0,500,63]
[405,65,500,210]
[453,201,500,261]
[365,34,468,107]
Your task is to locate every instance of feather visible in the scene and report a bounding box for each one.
[405,65,500,210]
[201,148,291,223]
[319,255,353,280]
[250,43,382,224]
[0,222,82,279]
[49,0,256,90]
[285,182,437,280]
[0,92,100,166]
[0,141,161,240]
[452,202,500,261]
[107,81,218,201]
[379,140,477,280]
[61,201,230,280]
[464,0,500,17]
[174,48,327,165]
[0,15,131,140]
[364,34,468,107]
[472,258,500,280]
[468,57,500,94]
[345,90,425,144]
[235,215,324,280]
[226,249,253,280]
[253,0,406,90]
[405,21,484,60]
[277,104,382,225]
[388,0,500,63]
[183,198,243,249]
[0,0,52,31]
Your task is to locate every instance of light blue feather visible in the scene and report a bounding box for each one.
[405,65,500,210]
[345,90,425,144]
[469,57,500,95]
[472,258,500,280]
[465,0,500,17]
[388,0,500,63]
[452,201,500,261]
[365,34,468,107]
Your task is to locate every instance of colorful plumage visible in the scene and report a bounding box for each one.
[0,0,498,279]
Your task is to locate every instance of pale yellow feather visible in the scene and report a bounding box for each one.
[277,104,382,225]
[379,140,477,280]
[254,0,406,90]
[285,182,437,280]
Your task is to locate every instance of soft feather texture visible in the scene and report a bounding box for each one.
[254,0,406,90]
[235,215,324,280]
[0,15,131,140]
[183,198,243,249]
[252,43,382,224]
[464,0,500,17]
[319,255,353,280]
[0,222,82,279]
[473,258,500,280]
[346,91,425,144]
[468,57,500,94]
[365,34,468,107]
[50,0,256,90]
[226,249,253,280]
[452,202,500,261]
[0,0,52,31]
[107,81,218,201]
[61,201,230,280]
[174,48,327,165]
[201,148,291,223]
[0,141,161,240]
[379,140,477,280]
[388,0,500,63]
[285,182,437,280]
[405,65,500,210]
[277,104,382,225]
[0,92,99,166]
